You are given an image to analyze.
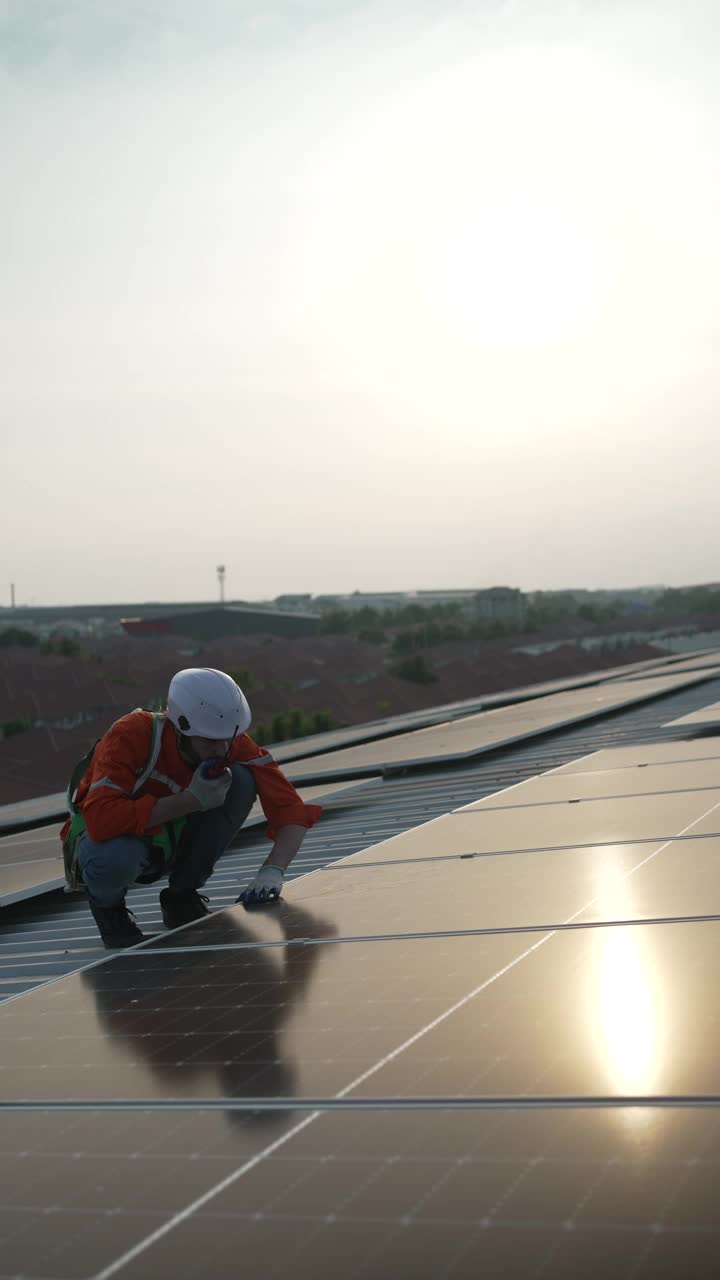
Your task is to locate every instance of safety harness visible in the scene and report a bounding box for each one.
[60,711,186,892]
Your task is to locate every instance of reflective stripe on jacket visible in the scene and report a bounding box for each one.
[75,710,322,843]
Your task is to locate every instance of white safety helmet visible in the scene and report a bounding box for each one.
[166,668,251,740]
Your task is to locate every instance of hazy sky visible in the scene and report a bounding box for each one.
[2,0,719,605]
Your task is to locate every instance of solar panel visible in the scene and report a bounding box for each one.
[672,808,720,841]
[3,1106,718,1280]
[661,650,720,672]
[0,1106,302,1277]
[339,790,720,867]
[0,825,65,906]
[549,740,720,775]
[131,834,720,946]
[612,650,720,681]
[0,790,66,835]
[0,932,530,1102]
[284,671,720,783]
[348,919,718,1100]
[458,759,720,806]
[572,838,720,926]
[0,915,717,1103]
[663,700,720,730]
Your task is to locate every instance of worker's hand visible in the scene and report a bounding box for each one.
[236,864,284,906]
[187,764,232,811]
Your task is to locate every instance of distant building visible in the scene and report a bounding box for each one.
[121,606,320,641]
[3,601,320,641]
[311,592,413,612]
[474,587,527,627]
[305,589,482,613]
[273,594,315,612]
[276,587,530,623]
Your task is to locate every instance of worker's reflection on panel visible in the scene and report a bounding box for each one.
[81,903,337,1127]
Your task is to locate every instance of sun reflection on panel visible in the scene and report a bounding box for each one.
[588,855,667,1128]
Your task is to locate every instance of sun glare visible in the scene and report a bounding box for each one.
[431,192,600,351]
[588,856,667,1116]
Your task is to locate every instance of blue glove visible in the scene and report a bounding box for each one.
[237,865,284,906]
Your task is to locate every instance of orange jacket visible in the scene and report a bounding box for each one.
[75,710,321,844]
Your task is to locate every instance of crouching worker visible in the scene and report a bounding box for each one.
[60,668,321,949]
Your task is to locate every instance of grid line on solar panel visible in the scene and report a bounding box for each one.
[110,912,720,955]
[319,832,720,869]
[4,1094,720,1112]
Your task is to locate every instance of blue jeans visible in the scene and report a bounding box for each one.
[77,765,257,908]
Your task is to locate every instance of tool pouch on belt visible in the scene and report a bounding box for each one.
[61,815,188,893]
[134,818,187,884]
[61,810,90,893]
[61,737,101,893]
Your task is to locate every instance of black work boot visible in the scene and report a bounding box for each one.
[89,899,145,949]
[160,888,211,930]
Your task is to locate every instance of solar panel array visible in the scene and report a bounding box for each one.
[284,668,720,782]
[1,712,720,1277]
[270,649,720,764]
